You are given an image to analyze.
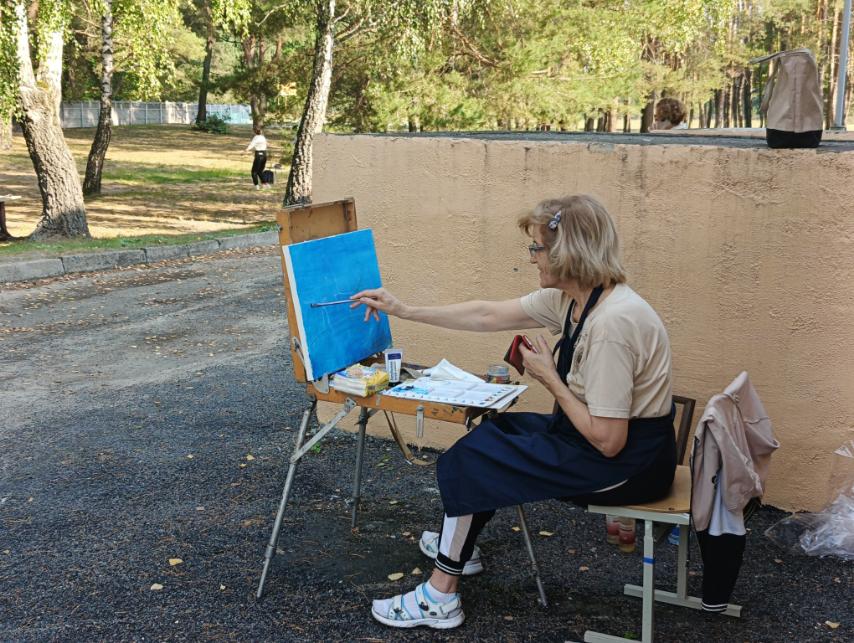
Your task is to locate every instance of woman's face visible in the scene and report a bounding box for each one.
[530,227,558,289]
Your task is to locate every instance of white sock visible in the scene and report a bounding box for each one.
[426,580,457,601]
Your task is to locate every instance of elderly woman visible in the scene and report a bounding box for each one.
[352,195,676,629]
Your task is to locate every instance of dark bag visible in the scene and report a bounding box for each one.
[261,169,274,185]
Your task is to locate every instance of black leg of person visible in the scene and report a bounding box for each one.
[516,504,549,607]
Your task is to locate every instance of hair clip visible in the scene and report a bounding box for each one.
[547,210,562,231]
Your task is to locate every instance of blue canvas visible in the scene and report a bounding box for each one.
[283,229,392,381]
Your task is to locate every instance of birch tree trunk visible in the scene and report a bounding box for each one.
[14,1,89,239]
[284,0,336,206]
[0,116,11,150]
[83,0,114,196]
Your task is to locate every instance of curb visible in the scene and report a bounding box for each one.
[0,230,278,285]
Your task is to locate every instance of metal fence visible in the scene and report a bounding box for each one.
[60,101,252,128]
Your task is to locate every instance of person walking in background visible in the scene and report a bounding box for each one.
[246,127,269,189]
[651,98,688,130]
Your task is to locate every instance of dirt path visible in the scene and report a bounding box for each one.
[0,251,851,642]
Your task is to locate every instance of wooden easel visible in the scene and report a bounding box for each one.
[256,198,502,599]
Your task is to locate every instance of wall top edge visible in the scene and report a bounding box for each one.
[319,131,854,153]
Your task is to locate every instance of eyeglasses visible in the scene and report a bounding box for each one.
[527,242,547,258]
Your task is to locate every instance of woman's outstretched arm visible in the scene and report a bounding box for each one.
[350,288,542,333]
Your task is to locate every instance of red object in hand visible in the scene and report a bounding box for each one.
[504,334,536,375]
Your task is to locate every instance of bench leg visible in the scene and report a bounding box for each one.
[623,522,743,618]
[641,519,655,643]
[516,504,548,608]
[584,519,656,643]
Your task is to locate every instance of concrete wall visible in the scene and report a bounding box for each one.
[312,133,854,512]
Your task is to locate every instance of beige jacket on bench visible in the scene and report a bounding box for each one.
[691,372,780,532]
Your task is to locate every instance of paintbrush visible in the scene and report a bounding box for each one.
[310,299,354,308]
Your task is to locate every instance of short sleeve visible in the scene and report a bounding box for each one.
[519,289,568,335]
[581,340,636,418]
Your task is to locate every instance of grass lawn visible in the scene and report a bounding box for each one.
[0,124,290,256]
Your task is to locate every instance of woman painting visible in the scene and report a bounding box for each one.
[351,194,676,629]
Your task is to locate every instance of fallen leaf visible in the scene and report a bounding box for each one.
[168,558,183,566]
[2,550,9,555]
[568,548,577,555]
[511,526,521,532]
[825,621,840,629]
[150,583,164,591]
[579,566,589,572]
[219,584,226,591]
[388,500,398,505]
[239,463,247,468]
[538,530,554,537]
[411,567,422,576]
[245,454,255,461]
[773,558,783,564]
[387,572,404,581]
[503,615,514,621]
[196,506,205,511]
[402,531,411,537]
[186,454,194,459]
[833,577,841,583]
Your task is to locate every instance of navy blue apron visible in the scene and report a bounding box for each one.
[437,287,676,518]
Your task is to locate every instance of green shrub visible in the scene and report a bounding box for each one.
[193,113,230,134]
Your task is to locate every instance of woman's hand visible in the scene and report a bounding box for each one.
[350,288,407,322]
[519,335,562,391]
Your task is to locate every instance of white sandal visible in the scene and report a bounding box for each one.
[371,582,465,629]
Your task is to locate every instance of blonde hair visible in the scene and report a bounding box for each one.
[517,195,626,289]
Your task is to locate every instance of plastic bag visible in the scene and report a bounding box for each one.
[765,439,854,560]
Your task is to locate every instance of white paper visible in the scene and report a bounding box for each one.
[421,359,484,383]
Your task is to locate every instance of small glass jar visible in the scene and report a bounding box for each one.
[486,364,510,384]
[618,517,636,553]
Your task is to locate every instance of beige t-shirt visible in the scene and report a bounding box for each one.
[520,284,672,419]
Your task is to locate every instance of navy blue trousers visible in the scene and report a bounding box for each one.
[436,411,675,518]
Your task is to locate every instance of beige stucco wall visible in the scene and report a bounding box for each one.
[312,133,854,512]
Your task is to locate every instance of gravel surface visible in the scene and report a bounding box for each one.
[1,248,851,642]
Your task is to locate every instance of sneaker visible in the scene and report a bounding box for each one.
[419,531,483,576]
[371,581,464,629]
[255,184,260,190]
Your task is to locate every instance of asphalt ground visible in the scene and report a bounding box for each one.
[0,247,851,642]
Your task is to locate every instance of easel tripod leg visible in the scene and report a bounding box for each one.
[351,407,369,529]
[516,504,548,608]
[256,404,314,599]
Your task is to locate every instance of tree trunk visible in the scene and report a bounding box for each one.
[284,0,336,206]
[623,112,630,133]
[640,96,655,133]
[83,0,114,196]
[743,69,752,128]
[729,76,741,127]
[714,89,723,128]
[14,1,88,239]
[196,7,215,126]
[0,116,12,151]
